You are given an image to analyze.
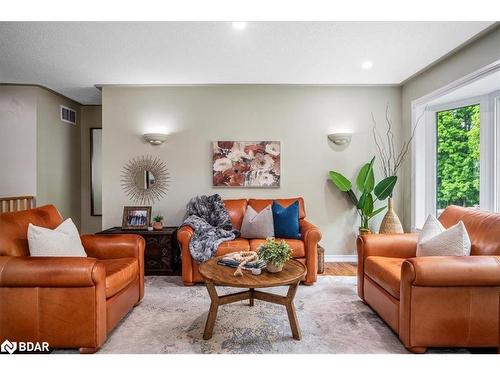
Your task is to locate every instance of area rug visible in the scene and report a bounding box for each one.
[57,276,472,354]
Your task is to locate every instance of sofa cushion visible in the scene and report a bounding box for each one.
[364,256,404,299]
[240,204,274,239]
[215,238,250,256]
[100,258,138,298]
[249,238,305,258]
[272,200,301,239]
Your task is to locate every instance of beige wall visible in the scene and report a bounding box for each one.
[36,88,82,228]
[102,85,402,256]
[0,86,38,197]
[400,25,500,228]
[80,106,102,234]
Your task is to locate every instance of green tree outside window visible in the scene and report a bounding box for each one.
[437,104,480,210]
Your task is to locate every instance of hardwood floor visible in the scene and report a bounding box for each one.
[322,262,357,276]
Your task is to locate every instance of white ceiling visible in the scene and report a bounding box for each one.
[0,22,495,105]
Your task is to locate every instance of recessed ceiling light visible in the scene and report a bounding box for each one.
[361,61,373,70]
[232,22,247,31]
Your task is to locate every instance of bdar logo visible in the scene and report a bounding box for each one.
[1,339,17,354]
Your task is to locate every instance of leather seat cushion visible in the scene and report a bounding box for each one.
[364,256,404,299]
[215,238,250,256]
[249,238,305,258]
[100,258,138,298]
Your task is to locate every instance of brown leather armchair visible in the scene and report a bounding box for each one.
[178,198,321,286]
[357,206,500,353]
[0,205,145,353]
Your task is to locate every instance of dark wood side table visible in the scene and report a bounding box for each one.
[98,227,180,276]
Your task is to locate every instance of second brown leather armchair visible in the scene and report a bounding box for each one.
[357,206,500,353]
[0,205,145,353]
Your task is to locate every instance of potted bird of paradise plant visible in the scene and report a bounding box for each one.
[329,156,397,234]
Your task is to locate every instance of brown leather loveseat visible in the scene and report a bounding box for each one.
[0,205,145,353]
[178,198,321,285]
[357,205,500,353]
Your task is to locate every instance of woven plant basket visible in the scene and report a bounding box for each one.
[317,245,325,274]
[266,262,283,273]
[379,197,404,234]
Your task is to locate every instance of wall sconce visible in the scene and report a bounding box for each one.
[328,132,352,147]
[143,133,168,145]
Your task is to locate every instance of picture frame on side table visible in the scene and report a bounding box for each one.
[122,206,152,230]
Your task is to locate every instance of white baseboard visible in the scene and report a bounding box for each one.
[324,255,357,263]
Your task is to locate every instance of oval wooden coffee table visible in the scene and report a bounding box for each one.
[198,257,306,341]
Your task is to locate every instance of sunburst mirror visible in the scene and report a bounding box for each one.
[121,155,170,205]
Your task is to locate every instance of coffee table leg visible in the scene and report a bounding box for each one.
[249,288,254,306]
[285,282,301,340]
[203,282,219,340]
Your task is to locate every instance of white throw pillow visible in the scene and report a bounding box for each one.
[240,205,275,239]
[28,218,87,257]
[416,214,471,257]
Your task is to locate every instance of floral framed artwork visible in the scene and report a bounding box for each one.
[212,141,281,187]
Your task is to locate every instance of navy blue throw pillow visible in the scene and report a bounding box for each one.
[272,200,301,239]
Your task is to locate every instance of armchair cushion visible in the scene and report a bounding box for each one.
[100,258,139,298]
[365,256,405,299]
[416,215,471,257]
[28,219,86,257]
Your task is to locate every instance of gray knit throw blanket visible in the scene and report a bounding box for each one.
[182,194,239,263]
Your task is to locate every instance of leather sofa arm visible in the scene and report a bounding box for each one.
[357,233,418,260]
[177,225,194,245]
[299,219,322,244]
[299,219,321,284]
[81,234,145,260]
[177,225,195,285]
[0,256,105,287]
[356,233,418,300]
[402,256,500,287]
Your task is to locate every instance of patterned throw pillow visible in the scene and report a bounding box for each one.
[28,218,87,257]
[416,214,471,257]
[272,200,301,239]
[240,205,275,239]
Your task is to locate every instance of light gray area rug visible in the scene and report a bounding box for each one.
[57,276,473,354]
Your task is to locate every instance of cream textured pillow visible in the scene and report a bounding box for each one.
[416,214,471,257]
[240,205,275,239]
[28,218,87,257]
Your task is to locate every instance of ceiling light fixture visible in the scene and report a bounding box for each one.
[232,22,247,31]
[361,61,373,70]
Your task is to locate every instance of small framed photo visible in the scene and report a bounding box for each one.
[122,206,152,230]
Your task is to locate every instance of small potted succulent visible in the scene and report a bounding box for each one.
[258,237,293,273]
[152,215,164,231]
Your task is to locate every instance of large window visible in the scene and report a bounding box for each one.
[436,104,480,214]
[411,63,500,230]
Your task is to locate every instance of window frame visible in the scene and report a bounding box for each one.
[411,62,500,230]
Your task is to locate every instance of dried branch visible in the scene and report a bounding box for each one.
[392,107,426,175]
[371,105,426,178]
[372,113,389,177]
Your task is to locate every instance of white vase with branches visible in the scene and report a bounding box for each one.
[372,105,426,233]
